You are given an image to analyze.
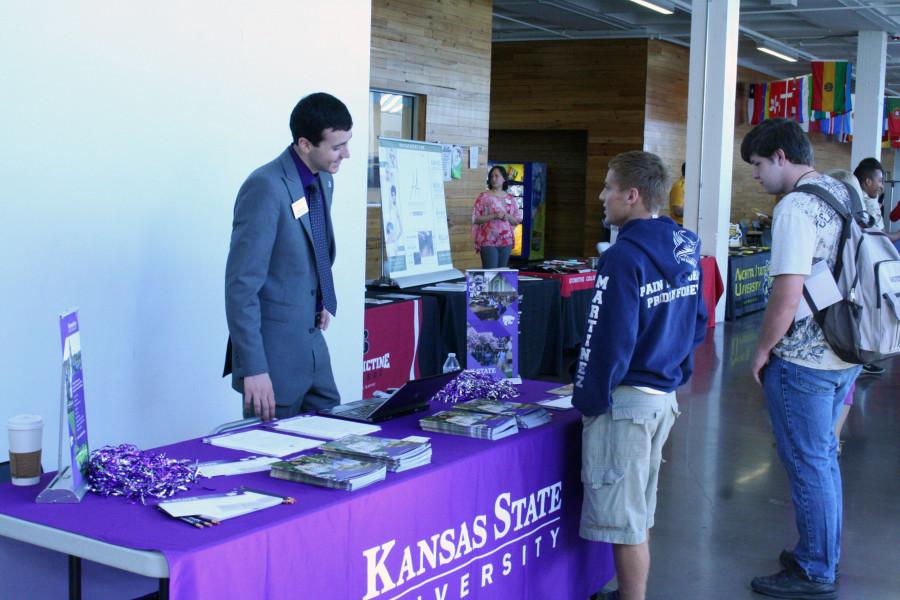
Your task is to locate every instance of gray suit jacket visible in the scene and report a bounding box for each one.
[224,147,338,410]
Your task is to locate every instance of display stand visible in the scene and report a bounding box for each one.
[37,310,90,503]
[377,138,462,289]
[368,205,398,288]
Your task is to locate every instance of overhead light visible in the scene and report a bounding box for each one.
[757,44,797,63]
[625,0,674,16]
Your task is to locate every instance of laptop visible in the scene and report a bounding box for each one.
[319,370,461,423]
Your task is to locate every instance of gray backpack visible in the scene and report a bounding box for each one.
[795,183,900,364]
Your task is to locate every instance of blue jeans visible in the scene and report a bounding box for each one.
[763,355,861,583]
[479,245,512,268]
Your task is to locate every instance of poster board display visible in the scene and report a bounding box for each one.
[465,270,519,379]
[37,309,90,503]
[379,138,461,288]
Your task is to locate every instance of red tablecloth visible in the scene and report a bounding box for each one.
[520,271,597,297]
[701,256,724,328]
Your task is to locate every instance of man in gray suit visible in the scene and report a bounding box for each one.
[225,92,352,420]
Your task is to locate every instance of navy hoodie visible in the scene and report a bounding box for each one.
[573,216,708,416]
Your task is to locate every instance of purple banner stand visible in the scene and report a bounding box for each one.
[466,269,519,379]
[0,381,613,599]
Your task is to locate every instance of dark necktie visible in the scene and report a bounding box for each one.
[307,180,337,316]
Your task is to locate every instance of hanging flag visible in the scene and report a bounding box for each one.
[811,61,853,113]
[886,98,900,148]
[785,77,802,122]
[756,83,768,124]
[750,83,767,124]
[748,84,756,124]
[799,75,811,132]
[767,79,787,118]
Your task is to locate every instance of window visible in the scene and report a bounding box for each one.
[367,90,422,204]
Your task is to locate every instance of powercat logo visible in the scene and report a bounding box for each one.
[361,482,563,600]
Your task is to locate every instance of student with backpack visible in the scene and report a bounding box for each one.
[741,119,862,600]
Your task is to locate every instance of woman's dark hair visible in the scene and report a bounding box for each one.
[289,92,353,146]
[740,118,813,166]
[486,165,509,191]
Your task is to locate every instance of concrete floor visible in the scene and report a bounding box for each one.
[643,313,900,599]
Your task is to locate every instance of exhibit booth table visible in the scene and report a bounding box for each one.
[725,249,771,320]
[518,271,597,298]
[0,381,614,600]
[407,278,565,378]
[700,256,725,328]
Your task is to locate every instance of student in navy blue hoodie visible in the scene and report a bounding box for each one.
[574,151,707,600]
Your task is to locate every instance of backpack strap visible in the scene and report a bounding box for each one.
[794,182,854,280]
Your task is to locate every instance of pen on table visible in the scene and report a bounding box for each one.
[179,516,205,528]
[197,514,220,526]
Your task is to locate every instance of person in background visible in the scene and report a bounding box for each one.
[742,118,861,600]
[471,165,522,268]
[852,159,896,375]
[853,157,885,229]
[668,162,685,225]
[573,151,707,600]
[224,92,351,421]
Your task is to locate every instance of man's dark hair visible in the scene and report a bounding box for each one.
[740,118,814,166]
[487,165,510,191]
[853,157,884,183]
[289,92,352,146]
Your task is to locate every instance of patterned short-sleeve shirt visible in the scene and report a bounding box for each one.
[769,175,856,370]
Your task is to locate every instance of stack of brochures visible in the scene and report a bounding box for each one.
[454,398,552,429]
[320,435,432,472]
[269,454,386,491]
[419,410,518,440]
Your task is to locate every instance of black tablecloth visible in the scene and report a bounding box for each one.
[400,278,565,379]
[561,288,592,350]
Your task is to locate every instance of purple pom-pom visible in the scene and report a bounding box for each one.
[87,444,198,503]
[432,370,519,404]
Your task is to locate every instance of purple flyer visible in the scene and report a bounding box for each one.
[465,269,519,379]
[59,309,90,492]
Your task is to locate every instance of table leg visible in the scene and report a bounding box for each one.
[68,555,81,600]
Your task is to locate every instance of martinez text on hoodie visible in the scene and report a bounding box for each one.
[573,216,708,416]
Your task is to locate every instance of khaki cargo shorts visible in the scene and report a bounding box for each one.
[579,386,679,545]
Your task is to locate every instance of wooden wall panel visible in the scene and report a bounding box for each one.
[491,40,649,255]
[488,129,588,258]
[644,40,689,200]
[368,0,493,277]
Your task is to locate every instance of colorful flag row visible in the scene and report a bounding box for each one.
[748,76,809,125]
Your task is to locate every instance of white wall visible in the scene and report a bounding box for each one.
[0,2,370,465]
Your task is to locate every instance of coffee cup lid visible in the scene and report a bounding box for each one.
[7,415,43,430]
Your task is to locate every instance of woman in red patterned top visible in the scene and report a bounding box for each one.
[471,165,522,268]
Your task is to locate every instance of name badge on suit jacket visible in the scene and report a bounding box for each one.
[291,196,309,219]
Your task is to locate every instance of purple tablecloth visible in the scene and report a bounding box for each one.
[0,381,613,599]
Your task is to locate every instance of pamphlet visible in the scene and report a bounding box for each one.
[197,456,281,478]
[796,260,842,321]
[538,395,574,410]
[273,415,381,440]
[158,489,284,521]
[205,429,324,457]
